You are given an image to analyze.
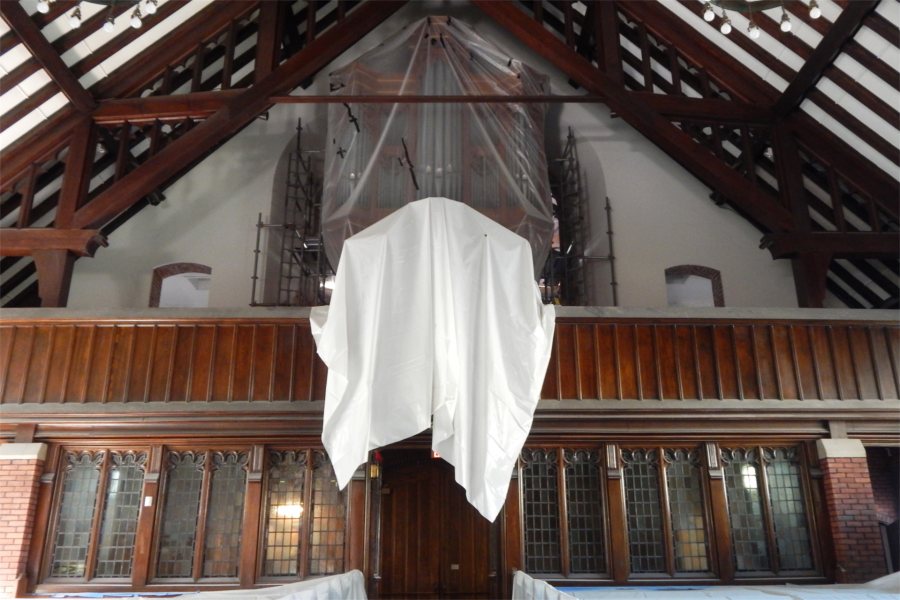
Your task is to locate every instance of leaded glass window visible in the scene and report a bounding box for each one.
[155,449,249,581]
[622,449,666,574]
[47,450,147,581]
[94,452,147,578]
[309,451,346,576]
[261,449,347,579]
[49,452,104,578]
[564,449,605,574]
[665,449,709,573]
[521,449,561,574]
[722,446,815,575]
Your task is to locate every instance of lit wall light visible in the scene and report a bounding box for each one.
[274,503,304,518]
[808,0,821,19]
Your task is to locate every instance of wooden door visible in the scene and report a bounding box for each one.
[378,449,494,599]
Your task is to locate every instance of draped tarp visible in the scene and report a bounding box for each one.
[311,197,555,521]
[322,16,553,274]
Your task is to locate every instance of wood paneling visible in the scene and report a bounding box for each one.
[0,316,897,407]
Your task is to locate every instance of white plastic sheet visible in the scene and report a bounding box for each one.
[323,16,553,273]
[311,197,555,521]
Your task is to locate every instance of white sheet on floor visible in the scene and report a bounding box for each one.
[311,197,555,522]
[115,570,367,599]
[512,570,900,600]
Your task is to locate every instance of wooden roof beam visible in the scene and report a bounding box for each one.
[774,0,879,118]
[762,232,900,259]
[0,228,107,257]
[0,1,94,113]
[72,0,407,230]
[473,0,791,233]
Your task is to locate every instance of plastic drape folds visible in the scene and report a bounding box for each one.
[311,198,556,522]
[323,16,553,273]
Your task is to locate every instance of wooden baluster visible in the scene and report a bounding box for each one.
[222,21,236,90]
[16,163,37,229]
[160,65,175,95]
[306,0,316,46]
[336,0,345,22]
[741,125,756,181]
[826,167,847,232]
[148,120,162,157]
[667,46,682,95]
[532,0,543,24]
[637,23,653,91]
[114,123,130,181]
[699,70,724,159]
[191,43,206,92]
[597,1,622,85]
[564,1,575,48]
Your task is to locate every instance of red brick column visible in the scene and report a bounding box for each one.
[817,439,886,583]
[0,444,46,598]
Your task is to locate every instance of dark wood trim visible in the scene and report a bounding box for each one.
[472,0,791,234]
[0,1,95,113]
[72,0,406,231]
[0,229,107,257]
[149,262,212,308]
[762,232,900,259]
[54,118,97,229]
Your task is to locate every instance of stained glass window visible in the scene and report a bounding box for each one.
[564,449,605,574]
[263,451,307,576]
[49,452,104,578]
[665,449,709,573]
[622,449,666,574]
[203,452,248,578]
[95,452,147,578]
[156,452,205,578]
[308,451,346,576]
[522,449,562,574]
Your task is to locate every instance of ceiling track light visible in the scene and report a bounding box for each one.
[36,0,53,14]
[61,1,155,34]
[703,0,803,41]
[808,0,822,19]
[68,6,82,28]
[130,5,143,28]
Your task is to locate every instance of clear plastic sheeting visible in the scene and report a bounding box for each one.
[323,16,553,273]
[311,198,555,522]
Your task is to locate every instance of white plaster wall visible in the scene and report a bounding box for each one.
[68,2,797,309]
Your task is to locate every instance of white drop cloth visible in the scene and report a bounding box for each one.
[311,197,555,521]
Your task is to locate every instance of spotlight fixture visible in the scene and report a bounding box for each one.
[808,0,821,19]
[68,6,82,28]
[702,0,812,40]
[59,1,159,34]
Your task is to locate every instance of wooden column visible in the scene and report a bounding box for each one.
[605,444,629,582]
[32,249,76,308]
[704,442,734,583]
[773,123,829,307]
[55,118,96,229]
[132,445,162,589]
[239,444,264,586]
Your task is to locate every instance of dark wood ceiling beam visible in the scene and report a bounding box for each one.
[845,39,900,91]
[94,1,256,100]
[54,118,96,229]
[762,232,900,259]
[0,1,94,113]
[0,82,57,132]
[92,89,771,125]
[626,1,777,105]
[0,228,107,257]
[473,0,791,233]
[72,0,407,230]
[0,57,39,92]
[70,0,190,86]
[865,11,900,48]
[254,0,281,82]
[0,109,80,195]
[596,1,623,84]
[774,0,879,118]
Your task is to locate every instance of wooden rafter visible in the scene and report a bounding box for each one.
[473,0,791,233]
[72,0,407,230]
[0,229,107,257]
[0,1,94,113]
[774,0,879,118]
[762,232,900,259]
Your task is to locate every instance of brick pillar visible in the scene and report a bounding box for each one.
[818,438,886,583]
[0,443,46,598]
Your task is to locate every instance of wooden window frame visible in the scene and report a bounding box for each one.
[618,444,717,579]
[149,446,250,583]
[148,262,212,308]
[665,265,725,307]
[721,443,823,579]
[519,445,610,579]
[41,447,149,584]
[258,448,350,581]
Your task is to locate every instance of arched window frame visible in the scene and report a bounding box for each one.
[149,263,212,308]
[665,265,725,308]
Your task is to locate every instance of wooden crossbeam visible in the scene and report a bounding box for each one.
[72,0,406,230]
[0,228,107,257]
[774,1,879,118]
[0,1,94,113]
[92,89,772,124]
[761,232,900,259]
[473,0,791,233]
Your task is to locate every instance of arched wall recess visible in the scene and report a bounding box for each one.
[149,263,212,308]
[665,265,724,308]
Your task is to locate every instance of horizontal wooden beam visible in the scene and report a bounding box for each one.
[73,1,407,230]
[94,90,772,124]
[761,232,900,259]
[473,0,791,233]
[0,228,107,257]
[0,1,94,113]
